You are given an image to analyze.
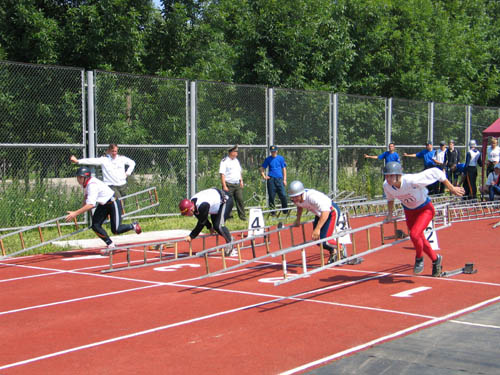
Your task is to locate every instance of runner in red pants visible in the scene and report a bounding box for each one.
[382,162,464,276]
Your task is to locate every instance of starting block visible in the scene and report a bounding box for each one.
[440,263,477,277]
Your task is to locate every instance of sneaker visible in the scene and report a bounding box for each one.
[101,243,115,256]
[224,244,233,257]
[133,221,142,234]
[414,257,424,274]
[432,254,443,277]
[327,251,337,265]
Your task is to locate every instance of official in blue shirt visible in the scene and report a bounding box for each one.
[404,141,439,194]
[260,145,288,215]
[364,142,401,164]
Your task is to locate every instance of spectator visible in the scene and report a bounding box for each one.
[288,180,342,264]
[433,141,447,194]
[65,166,141,255]
[444,140,460,186]
[70,144,135,198]
[179,188,234,256]
[480,164,500,201]
[404,141,438,194]
[219,145,246,220]
[485,137,500,177]
[260,145,288,215]
[463,140,482,199]
[383,162,464,277]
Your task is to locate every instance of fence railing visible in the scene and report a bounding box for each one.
[1,60,500,228]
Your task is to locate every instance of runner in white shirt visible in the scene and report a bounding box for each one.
[65,166,141,255]
[288,181,341,264]
[383,162,464,276]
[179,188,234,256]
[70,144,136,198]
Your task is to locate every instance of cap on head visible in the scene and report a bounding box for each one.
[383,161,403,175]
[426,140,433,145]
[179,199,194,216]
[469,140,477,147]
[228,145,238,153]
[439,141,446,146]
[449,139,455,145]
[76,166,91,177]
[288,180,305,197]
[269,145,278,152]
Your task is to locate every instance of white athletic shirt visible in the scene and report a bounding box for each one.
[435,148,446,164]
[78,154,136,186]
[293,189,332,217]
[219,156,242,184]
[383,168,446,210]
[487,145,500,163]
[191,188,222,214]
[466,149,481,167]
[84,177,114,206]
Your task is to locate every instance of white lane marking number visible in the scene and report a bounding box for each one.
[391,286,432,298]
[154,264,200,272]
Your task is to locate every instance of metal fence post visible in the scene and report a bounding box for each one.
[87,70,95,158]
[386,97,392,145]
[428,101,434,143]
[190,81,197,197]
[331,93,338,195]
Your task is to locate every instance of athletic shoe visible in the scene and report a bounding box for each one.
[133,221,142,234]
[414,257,424,274]
[101,243,115,256]
[327,251,337,265]
[432,254,443,277]
[224,244,233,257]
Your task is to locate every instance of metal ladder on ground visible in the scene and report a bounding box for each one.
[0,187,159,259]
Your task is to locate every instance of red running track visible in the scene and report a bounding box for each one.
[1,217,499,374]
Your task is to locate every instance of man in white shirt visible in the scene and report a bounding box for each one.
[486,137,500,176]
[383,162,464,276]
[65,166,141,255]
[463,140,482,199]
[433,141,447,194]
[289,181,342,264]
[70,144,136,198]
[219,145,246,220]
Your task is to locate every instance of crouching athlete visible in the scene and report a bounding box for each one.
[179,188,234,256]
[288,180,342,264]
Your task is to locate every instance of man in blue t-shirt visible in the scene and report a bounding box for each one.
[260,145,288,215]
[404,141,439,194]
[364,142,401,164]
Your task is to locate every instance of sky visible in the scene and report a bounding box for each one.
[152,0,162,9]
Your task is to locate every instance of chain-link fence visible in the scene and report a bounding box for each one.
[1,60,500,228]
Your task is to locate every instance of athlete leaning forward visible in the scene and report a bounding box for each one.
[382,162,465,276]
[288,180,342,264]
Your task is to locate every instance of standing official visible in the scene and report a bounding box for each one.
[219,145,246,220]
[65,166,141,255]
[464,140,482,199]
[444,140,460,186]
[70,143,135,198]
[260,145,288,215]
[289,181,342,264]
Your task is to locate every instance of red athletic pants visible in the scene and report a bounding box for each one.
[403,202,438,261]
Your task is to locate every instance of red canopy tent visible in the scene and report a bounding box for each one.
[481,118,500,188]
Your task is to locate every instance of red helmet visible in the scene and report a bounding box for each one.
[179,199,194,216]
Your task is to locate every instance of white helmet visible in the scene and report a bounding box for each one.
[288,180,305,197]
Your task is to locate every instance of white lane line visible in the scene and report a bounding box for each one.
[0,285,160,316]
[449,320,500,329]
[279,295,500,375]
[391,286,432,298]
